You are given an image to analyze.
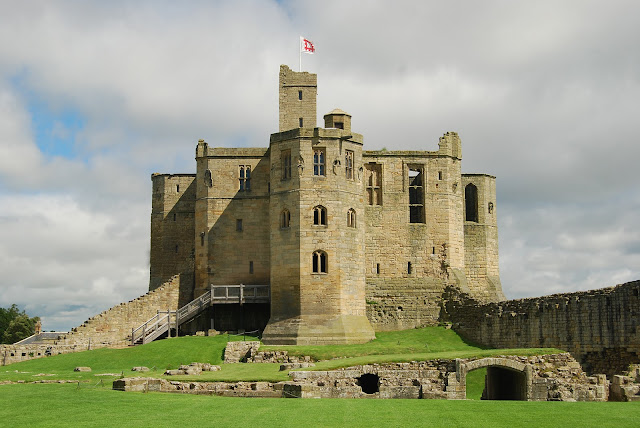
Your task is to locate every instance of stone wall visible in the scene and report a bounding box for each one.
[443,280,640,376]
[1,276,182,366]
[57,275,181,347]
[113,353,608,401]
[365,277,446,331]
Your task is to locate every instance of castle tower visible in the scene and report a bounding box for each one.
[279,65,317,132]
[461,174,505,302]
[263,66,375,344]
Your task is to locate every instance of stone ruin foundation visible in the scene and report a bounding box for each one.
[114,353,626,401]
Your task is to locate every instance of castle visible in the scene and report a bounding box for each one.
[3,66,637,382]
[149,65,505,345]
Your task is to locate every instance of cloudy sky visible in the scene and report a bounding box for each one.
[1,1,638,331]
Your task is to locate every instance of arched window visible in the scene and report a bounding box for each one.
[281,209,291,228]
[312,250,327,273]
[313,205,327,225]
[347,208,356,228]
[465,183,478,222]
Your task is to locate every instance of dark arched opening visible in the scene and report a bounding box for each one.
[357,373,379,394]
[465,183,478,222]
[483,366,527,400]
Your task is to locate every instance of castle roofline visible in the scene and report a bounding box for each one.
[151,173,196,178]
[205,147,268,158]
[364,150,443,158]
[462,173,497,179]
[270,127,363,145]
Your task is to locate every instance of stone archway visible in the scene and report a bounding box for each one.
[456,357,533,401]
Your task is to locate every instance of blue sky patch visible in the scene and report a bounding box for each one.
[10,72,87,160]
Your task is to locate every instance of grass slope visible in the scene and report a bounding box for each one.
[0,327,562,383]
[1,383,639,428]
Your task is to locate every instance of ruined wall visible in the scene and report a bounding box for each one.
[443,280,640,376]
[365,278,446,331]
[461,174,504,302]
[58,275,181,347]
[1,276,181,365]
[150,174,196,305]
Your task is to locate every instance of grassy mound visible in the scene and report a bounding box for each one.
[0,327,562,383]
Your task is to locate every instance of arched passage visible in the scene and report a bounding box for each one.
[457,358,532,401]
[483,366,527,400]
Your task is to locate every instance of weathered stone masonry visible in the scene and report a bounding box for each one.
[443,280,640,377]
[149,65,505,344]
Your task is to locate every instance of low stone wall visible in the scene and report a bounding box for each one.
[442,280,640,376]
[610,364,640,402]
[0,343,103,366]
[113,353,608,401]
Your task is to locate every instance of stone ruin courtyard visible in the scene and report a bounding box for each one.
[112,341,640,402]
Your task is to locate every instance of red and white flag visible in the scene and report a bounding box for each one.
[300,37,315,54]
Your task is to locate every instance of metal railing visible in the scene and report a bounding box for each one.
[131,311,175,345]
[211,284,270,304]
[130,284,270,345]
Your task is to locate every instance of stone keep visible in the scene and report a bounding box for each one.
[149,65,505,344]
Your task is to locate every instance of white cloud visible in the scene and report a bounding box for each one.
[0,1,639,330]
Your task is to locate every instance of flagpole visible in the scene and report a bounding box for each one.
[299,37,302,71]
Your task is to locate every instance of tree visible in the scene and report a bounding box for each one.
[2,314,40,344]
[0,305,40,344]
[0,304,21,341]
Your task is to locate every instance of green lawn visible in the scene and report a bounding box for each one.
[1,383,639,427]
[0,327,563,383]
[0,327,562,383]
[0,328,636,426]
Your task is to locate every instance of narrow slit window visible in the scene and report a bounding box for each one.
[173,213,176,221]
[281,150,292,180]
[345,150,354,179]
[376,263,380,275]
[176,184,180,193]
[407,262,412,274]
[409,166,424,223]
[347,208,356,228]
[281,209,291,228]
[239,165,251,191]
[299,117,303,127]
[236,219,243,232]
[365,163,382,205]
[249,261,254,274]
[313,149,325,176]
[175,245,179,254]
[465,183,478,222]
[298,90,303,100]
[438,171,443,180]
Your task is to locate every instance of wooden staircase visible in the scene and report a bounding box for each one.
[130,290,211,345]
[130,284,270,345]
